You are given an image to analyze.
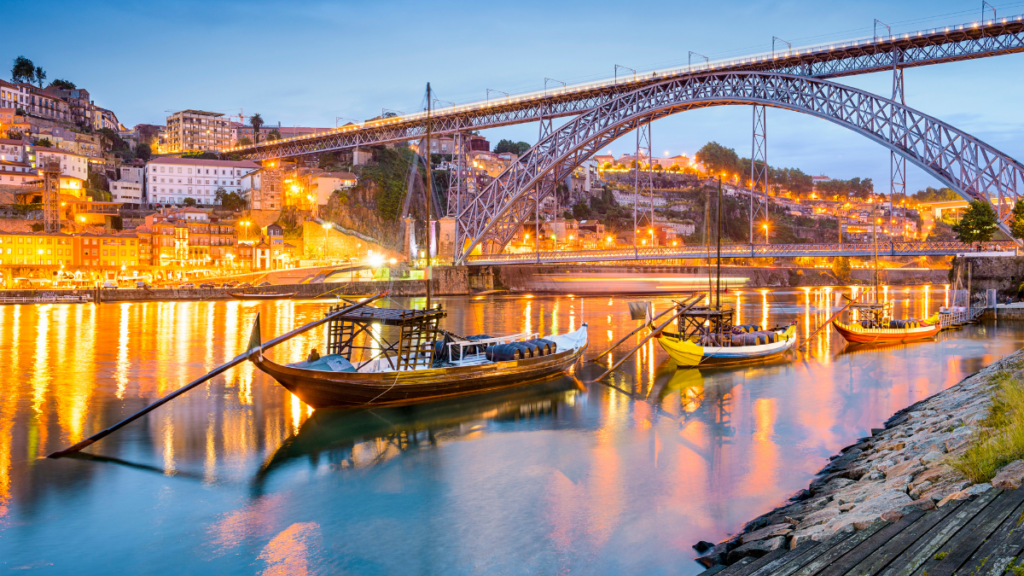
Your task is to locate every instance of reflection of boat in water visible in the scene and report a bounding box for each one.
[248,303,588,408]
[832,301,940,344]
[254,378,580,486]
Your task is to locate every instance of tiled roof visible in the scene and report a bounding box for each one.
[148,157,259,168]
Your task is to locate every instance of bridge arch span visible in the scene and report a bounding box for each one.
[455,72,1023,263]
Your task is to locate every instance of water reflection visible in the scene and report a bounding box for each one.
[0,289,1022,574]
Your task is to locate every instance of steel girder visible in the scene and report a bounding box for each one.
[232,19,1024,162]
[454,72,1024,264]
[465,241,1016,265]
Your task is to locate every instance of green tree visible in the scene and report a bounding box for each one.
[831,256,852,283]
[11,56,35,83]
[493,139,531,155]
[32,138,52,148]
[181,151,217,160]
[48,79,75,89]
[1009,199,1024,240]
[33,66,46,88]
[951,200,999,244]
[215,188,247,211]
[695,141,740,177]
[237,136,252,147]
[136,142,152,162]
[182,197,197,207]
[266,128,281,141]
[249,113,263,144]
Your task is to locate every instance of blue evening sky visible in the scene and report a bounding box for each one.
[6,0,1024,195]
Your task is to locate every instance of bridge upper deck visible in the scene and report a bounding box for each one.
[228,15,1024,161]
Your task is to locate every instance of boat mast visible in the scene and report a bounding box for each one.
[873,206,879,303]
[425,83,433,310]
[716,175,722,310]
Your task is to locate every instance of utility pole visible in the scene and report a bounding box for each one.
[716,176,723,309]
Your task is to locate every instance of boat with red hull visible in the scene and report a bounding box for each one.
[832,314,941,344]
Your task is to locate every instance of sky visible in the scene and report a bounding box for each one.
[6,0,1024,196]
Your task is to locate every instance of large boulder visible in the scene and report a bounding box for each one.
[740,523,794,544]
[726,536,786,564]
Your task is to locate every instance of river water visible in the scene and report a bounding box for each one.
[1,287,1021,575]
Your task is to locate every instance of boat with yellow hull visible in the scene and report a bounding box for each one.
[655,324,798,368]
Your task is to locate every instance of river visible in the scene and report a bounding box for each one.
[0,287,1020,574]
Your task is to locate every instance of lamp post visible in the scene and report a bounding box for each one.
[763,223,769,245]
[322,222,331,260]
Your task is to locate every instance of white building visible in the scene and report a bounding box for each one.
[313,171,358,205]
[110,181,143,205]
[146,157,259,206]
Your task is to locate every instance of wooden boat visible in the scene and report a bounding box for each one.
[228,291,297,300]
[654,306,798,368]
[247,304,588,408]
[832,302,940,343]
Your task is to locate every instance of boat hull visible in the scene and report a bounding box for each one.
[250,345,586,408]
[656,325,797,368]
[228,292,297,300]
[832,319,940,344]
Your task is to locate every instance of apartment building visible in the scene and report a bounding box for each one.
[239,168,284,210]
[0,81,72,122]
[0,138,34,185]
[146,157,259,205]
[165,110,231,153]
[0,231,139,268]
[110,180,142,205]
[313,171,358,205]
[33,146,89,189]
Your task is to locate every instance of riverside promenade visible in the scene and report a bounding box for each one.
[695,349,1024,575]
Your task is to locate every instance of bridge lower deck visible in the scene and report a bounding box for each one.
[698,486,1024,576]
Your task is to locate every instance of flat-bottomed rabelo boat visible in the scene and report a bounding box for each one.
[228,291,297,300]
[246,303,588,408]
[653,304,797,368]
[832,301,940,344]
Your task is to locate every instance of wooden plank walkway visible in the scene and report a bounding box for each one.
[698,486,1024,576]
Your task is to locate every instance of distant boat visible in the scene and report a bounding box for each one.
[832,303,940,343]
[247,304,588,407]
[228,291,297,300]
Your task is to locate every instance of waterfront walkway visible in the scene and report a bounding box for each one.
[698,486,1024,576]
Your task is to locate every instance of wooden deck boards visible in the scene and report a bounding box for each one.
[697,487,1024,576]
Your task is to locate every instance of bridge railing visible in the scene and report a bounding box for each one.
[464,241,1017,265]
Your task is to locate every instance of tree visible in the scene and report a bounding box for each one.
[136,142,152,162]
[215,188,247,211]
[181,151,217,160]
[249,113,264,144]
[33,67,46,88]
[237,136,252,147]
[831,256,852,283]
[11,56,35,83]
[493,139,531,155]
[1009,199,1024,240]
[6,129,22,140]
[951,200,999,244]
[267,128,281,141]
[48,79,75,89]
[695,141,740,177]
[182,197,197,207]
[32,138,52,148]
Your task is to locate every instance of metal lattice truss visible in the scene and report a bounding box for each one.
[232,18,1024,161]
[455,72,1024,264]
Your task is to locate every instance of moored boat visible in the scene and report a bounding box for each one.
[228,291,297,300]
[654,305,797,368]
[832,304,940,344]
[247,304,588,407]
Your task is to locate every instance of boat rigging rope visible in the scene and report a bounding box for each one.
[364,368,403,405]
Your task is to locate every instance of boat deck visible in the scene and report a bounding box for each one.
[697,486,1024,576]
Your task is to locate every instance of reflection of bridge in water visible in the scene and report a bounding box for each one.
[466,241,1017,265]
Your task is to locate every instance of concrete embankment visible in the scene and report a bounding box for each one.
[485,264,950,293]
[0,267,471,302]
[693,348,1024,570]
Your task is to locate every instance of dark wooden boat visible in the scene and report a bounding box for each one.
[228,291,297,300]
[247,304,588,408]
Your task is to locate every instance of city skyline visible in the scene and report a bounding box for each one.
[6,0,1024,196]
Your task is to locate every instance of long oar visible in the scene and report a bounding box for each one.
[48,293,384,458]
[589,294,702,363]
[586,294,705,384]
[796,290,862,351]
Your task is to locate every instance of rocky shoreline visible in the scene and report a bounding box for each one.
[693,348,1024,570]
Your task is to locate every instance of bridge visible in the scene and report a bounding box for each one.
[465,241,1018,265]
[226,13,1024,265]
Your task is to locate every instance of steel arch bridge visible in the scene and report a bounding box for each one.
[454,72,1024,264]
